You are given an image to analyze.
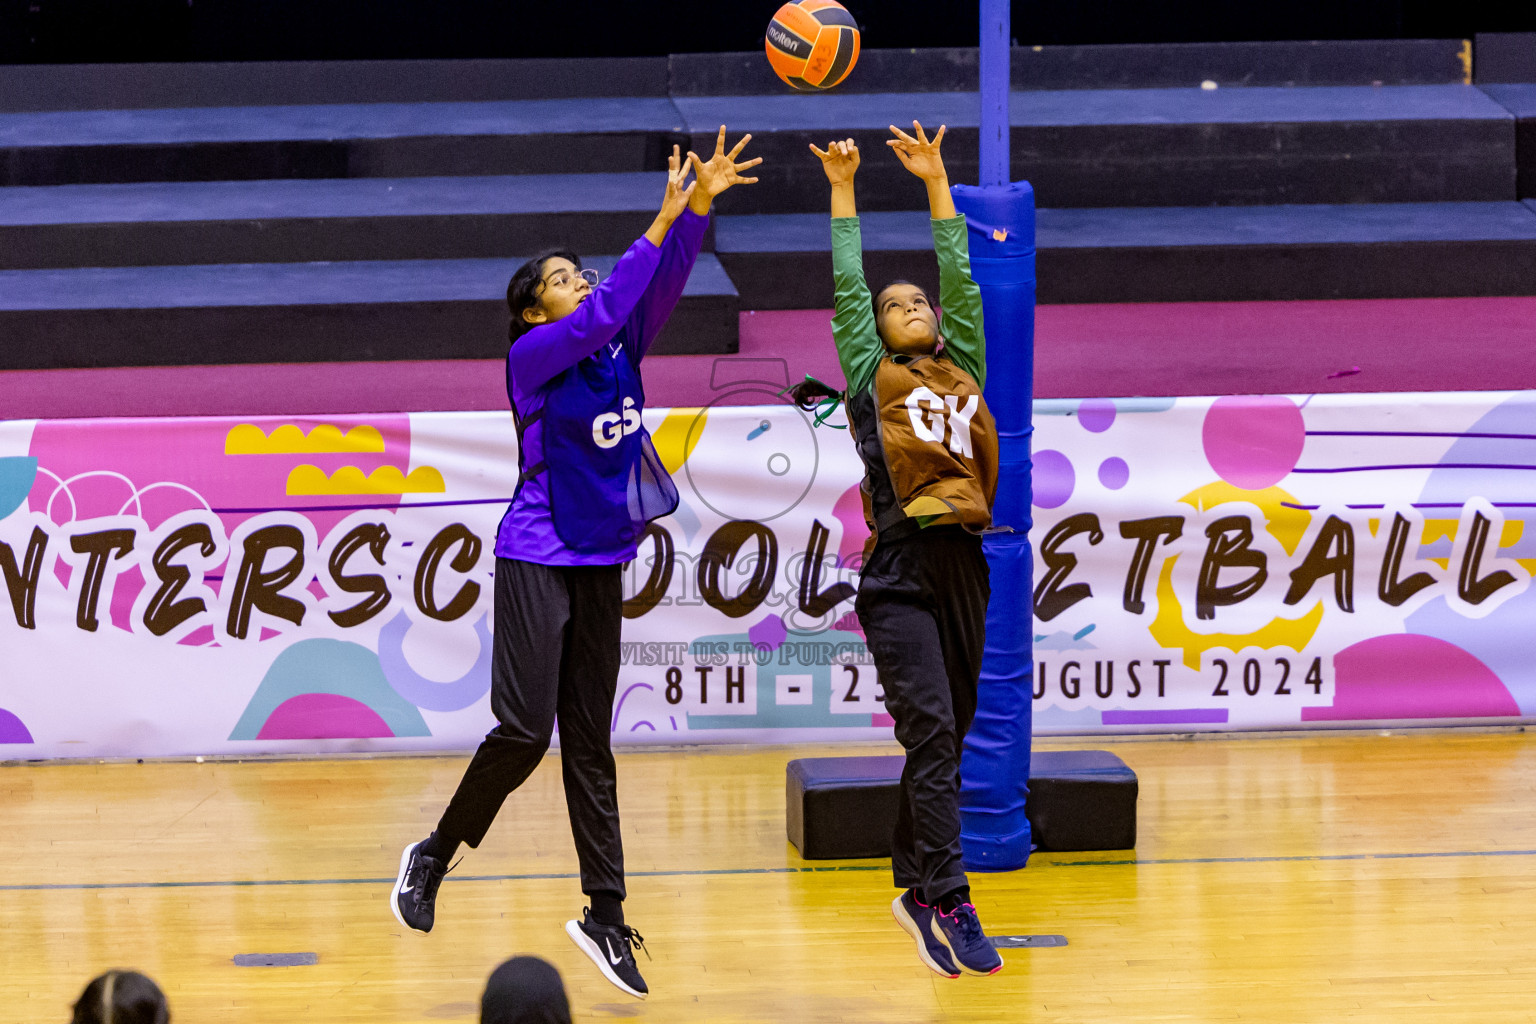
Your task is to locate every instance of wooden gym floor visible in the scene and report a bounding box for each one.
[5,729,1536,1023]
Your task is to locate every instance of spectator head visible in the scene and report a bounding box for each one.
[481,956,571,1024]
[71,970,169,1024]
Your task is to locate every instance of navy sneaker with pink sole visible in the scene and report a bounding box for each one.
[930,902,1003,975]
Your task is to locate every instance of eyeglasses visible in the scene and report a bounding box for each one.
[543,268,600,290]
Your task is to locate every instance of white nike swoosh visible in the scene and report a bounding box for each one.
[606,938,624,965]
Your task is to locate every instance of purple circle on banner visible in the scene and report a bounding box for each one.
[1201,396,1306,489]
[748,613,788,651]
[1078,399,1116,433]
[1098,457,1129,490]
[1033,450,1075,508]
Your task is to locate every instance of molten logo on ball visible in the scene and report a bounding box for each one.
[764,0,861,91]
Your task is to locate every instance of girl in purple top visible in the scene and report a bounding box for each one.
[392,129,760,1000]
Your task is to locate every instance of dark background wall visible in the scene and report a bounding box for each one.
[1,0,1534,64]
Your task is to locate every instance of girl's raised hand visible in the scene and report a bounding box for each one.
[658,144,698,222]
[810,138,861,186]
[887,121,947,182]
[688,125,762,201]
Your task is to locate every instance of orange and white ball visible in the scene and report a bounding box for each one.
[765,0,861,91]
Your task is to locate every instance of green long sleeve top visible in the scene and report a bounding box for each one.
[829,213,987,395]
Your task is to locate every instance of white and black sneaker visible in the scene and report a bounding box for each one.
[390,840,449,934]
[565,907,650,999]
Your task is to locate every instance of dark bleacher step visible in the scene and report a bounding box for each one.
[1474,34,1536,88]
[1483,85,1536,199]
[0,58,671,113]
[675,85,1514,213]
[715,201,1536,306]
[0,254,738,370]
[0,173,700,269]
[671,40,1470,95]
[0,98,689,186]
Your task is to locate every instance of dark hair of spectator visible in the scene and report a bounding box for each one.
[480,955,572,1024]
[71,970,169,1024]
[507,249,582,343]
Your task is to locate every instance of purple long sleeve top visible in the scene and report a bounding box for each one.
[494,207,709,566]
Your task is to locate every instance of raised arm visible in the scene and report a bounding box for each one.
[511,163,694,390]
[931,215,985,389]
[686,125,762,218]
[888,120,956,221]
[888,120,985,387]
[629,131,761,358]
[811,138,882,395]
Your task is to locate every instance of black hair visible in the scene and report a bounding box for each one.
[507,248,582,343]
[72,971,169,1024]
[872,279,933,340]
[481,956,571,1024]
[786,375,841,410]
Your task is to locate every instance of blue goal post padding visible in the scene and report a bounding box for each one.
[953,180,1035,872]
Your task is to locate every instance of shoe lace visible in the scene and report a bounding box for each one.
[617,923,651,962]
[948,904,985,946]
[411,854,459,901]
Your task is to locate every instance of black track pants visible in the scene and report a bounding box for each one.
[437,556,626,901]
[855,525,989,905]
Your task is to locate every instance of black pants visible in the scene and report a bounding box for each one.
[437,557,626,901]
[855,525,989,905]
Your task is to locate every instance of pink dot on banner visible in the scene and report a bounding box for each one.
[0,708,33,744]
[1032,449,1075,509]
[256,693,395,740]
[1077,399,1116,433]
[748,613,788,652]
[1302,634,1518,722]
[1201,396,1306,489]
[831,483,870,567]
[1098,457,1129,490]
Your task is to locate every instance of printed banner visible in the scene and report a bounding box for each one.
[1,389,1533,759]
[1027,393,1535,733]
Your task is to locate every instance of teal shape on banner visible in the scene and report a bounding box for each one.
[0,457,38,520]
[229,638,431,741]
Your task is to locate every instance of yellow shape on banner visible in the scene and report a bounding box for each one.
[1421,519,1461,572]
[225,423,385,455]
[1519,559,1536,576]
[286,464,445,496]
[1423,519,1459,545]
[1148,554,1325,669]
[1178,481,1309,555]
[1502,520,1524,547]
[651,408,708,474]
[1367,517,1381,537]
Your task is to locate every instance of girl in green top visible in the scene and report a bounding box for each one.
[801,123,1004,978]
[813,124,987,402]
